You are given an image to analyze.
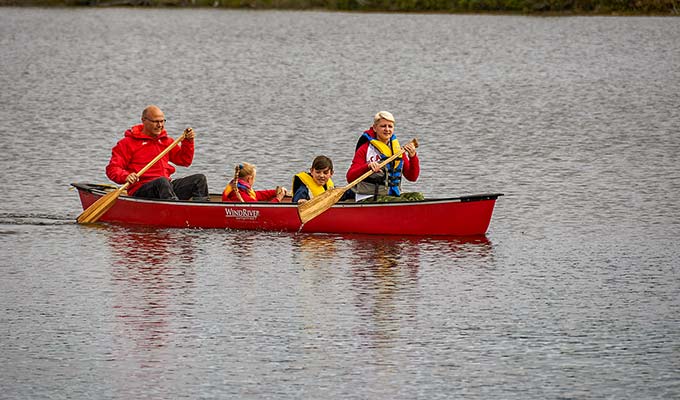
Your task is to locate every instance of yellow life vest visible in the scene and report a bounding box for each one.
[359,133,405,197]
[368,137,402,171]
[293,172,334,198]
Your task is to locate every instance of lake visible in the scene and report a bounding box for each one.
[1,8,679,399]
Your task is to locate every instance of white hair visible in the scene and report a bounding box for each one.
[373,111,395,125]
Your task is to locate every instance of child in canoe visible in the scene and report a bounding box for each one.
[222,162,288,202]
[292,155,353,204]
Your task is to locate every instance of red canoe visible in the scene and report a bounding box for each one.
[72,183,503,236]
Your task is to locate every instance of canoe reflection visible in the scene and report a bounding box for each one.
[291,234,340,268]
[417,235,494,261]
[107,226,197,267]
[105,226,197,364]
[337,234,492,350]
[343,235,421,350]
[222,230,270,261]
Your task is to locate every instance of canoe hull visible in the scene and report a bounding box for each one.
[73,183,502,236]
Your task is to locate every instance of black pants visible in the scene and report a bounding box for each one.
[133,174,208,201]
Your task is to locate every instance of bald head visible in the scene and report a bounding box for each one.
[142,105,162,119]
[140,105,166,137]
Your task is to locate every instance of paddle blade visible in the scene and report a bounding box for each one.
[76,189,122,224]
[298,188,346,224]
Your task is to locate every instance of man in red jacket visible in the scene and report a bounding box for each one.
[106,105,209,201]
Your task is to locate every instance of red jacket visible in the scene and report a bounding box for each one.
[106,124,194,195]
[346,128,419,183]
[221,179,280,202]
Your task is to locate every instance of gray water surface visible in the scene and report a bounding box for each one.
[1,8,679,399]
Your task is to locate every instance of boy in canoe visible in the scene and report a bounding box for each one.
[346,111,423,202]
[292,155,354,204]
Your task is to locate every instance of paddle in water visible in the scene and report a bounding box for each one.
[297,138,418,225]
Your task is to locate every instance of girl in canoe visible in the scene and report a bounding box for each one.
[222,162,288,202]
[346,111,422,202]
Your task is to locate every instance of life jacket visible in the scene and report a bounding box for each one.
[292,172,335,198]
[222,178,257,201]
[360,131,403,196]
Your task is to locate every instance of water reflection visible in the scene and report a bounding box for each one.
[223,230,266,262]
[105,226,197,364]
[291,233,340,269]
[342,234,494,350]
[418,235,495,263]
[342,235,421,350]
[106,225,198,267]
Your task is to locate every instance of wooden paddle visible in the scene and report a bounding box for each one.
[298,138,418,224]
[76,129,189,224]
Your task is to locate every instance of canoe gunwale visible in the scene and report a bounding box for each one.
[71,182,504,206]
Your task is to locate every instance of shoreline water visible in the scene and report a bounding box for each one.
[1,1,678,16]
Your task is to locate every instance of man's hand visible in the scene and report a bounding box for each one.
[126,172,139,185]
[184,127,195,141]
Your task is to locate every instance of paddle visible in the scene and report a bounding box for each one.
[76,129,189,224]
[298,138,418,224]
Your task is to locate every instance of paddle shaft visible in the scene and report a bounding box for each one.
[135,131,187,180]
[343,138,418,192]
[113,131,187,191]
[112,130,188,197]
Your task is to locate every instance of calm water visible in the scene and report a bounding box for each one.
[1,8,679,399]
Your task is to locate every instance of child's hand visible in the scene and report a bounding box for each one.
[403,142,417,157]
